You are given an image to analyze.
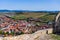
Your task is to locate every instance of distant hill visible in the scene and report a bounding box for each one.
[0,10,58,17]
[0,10,59,13]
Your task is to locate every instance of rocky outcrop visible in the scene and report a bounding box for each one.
[0,28,53,40]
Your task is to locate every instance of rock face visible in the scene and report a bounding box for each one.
[0,28,53,40]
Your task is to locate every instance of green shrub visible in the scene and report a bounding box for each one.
[0,30,2,34]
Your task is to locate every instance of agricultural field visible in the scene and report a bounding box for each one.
[11,13,47,19]
[11,12,56,22]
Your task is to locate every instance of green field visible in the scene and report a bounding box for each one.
[11,13,56,22]
[11,13,47,19]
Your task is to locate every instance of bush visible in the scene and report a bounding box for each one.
[15,31,24,35]
[0,30,2,34]
[10,32,14,36]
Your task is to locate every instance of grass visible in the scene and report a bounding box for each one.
[50,34,60,40]
[11,13,47,20]
[40,14,56,22]
[11,13,56,26]
[11,13,56,21]
[11,15,26,20]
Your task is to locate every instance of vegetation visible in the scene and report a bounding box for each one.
[11,15,26,20]
[50,34,60,40]
[11,13,56,24]
[11,13,56,27]
[11,13,47,20]
[40,14,56,22]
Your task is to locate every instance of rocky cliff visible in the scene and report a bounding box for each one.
[0,28,53,40]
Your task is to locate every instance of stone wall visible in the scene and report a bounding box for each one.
[0,28,53,40]
[54,13,60,33]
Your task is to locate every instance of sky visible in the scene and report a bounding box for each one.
[0,0,60,11]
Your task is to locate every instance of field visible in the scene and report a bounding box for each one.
[11,13,56,22]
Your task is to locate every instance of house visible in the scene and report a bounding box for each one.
[0,15,51,35]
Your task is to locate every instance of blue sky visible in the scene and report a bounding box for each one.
[0,0,60,11]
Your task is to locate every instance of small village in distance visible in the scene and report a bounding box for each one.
[0,11,58,37]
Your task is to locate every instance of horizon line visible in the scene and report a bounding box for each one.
[0,9,60,11]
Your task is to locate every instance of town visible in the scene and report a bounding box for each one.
[0,12,54,36]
